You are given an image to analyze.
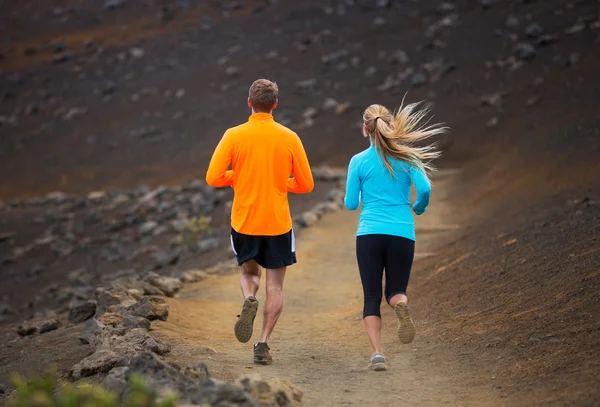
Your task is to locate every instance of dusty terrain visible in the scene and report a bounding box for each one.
[1,0,599,405]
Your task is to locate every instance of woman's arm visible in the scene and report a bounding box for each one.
[410,164,431,215]
[344,156,361,210]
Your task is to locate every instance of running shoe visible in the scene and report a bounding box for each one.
[234,296,259,343]
[254,342,273,365]
[395,301,416,344]
[370,353,387,371]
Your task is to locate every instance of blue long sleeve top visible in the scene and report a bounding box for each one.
[344,144,431,241]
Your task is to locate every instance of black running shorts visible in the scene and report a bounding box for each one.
[230,228,297,269]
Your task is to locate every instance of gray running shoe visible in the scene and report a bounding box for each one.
[395,301,416,344]
[370,353,387,371]
[234,296,259,343]
[254,342,273,365]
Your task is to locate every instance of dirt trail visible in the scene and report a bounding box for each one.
[153,172,501,406]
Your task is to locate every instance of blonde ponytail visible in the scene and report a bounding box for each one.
[363,100,447,179]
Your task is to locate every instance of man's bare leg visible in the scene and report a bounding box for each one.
[234,260,261,343]
[240,260,261,298]
[257,267,286,343]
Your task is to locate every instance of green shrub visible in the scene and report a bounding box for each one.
[7,371,177,407]
[176,216,214,251]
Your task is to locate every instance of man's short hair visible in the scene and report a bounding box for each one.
[249,79,278,112]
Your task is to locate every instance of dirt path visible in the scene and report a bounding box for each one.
[153,173,501,406]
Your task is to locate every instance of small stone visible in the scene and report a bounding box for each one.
[436,3,456,14]
[410,72,427,87]
[526,95,540,106]
[197,238,219,253]
[88,191,106,201]
[323,98,338,110]
[69,301,97,324]
[373,17,386,27]
[513,43,536,61]
[79,318,106,344]
[535,34,558,47]
[336,102,351,115]
[390,50,409,65]
[128,297,169,321]
[364,66,377,77]
[129,47,144,58]
[25,103,39,115]
[486,116,499,128]
[294,211,320,228]
[525,22,543,38]
[568,52,581,66]
[180,270,208,283]
[52,52,71,64]
[145,272,182,297]
[38,318,60,333]
[506,15,519,27]
[70,350,124,380]
[0,301,13,315]
[104,0,123,10]
[295,79,317,91]
[565,22,585,35]
[139,221,158,236]
[302,107,319,119]
[225,66,241,77]
[17,318,59,336]
[63,107,87,121]
[175,89,185,99]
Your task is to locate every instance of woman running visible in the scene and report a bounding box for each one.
[344,101,446,371]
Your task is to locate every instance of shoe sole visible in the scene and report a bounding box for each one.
[234,298,258,343]
[395,302,416,344]
[253,356,273,365]
[371,362,387,371]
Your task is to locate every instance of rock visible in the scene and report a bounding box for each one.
[71,350,124,380]
[95,328,171,356]
[295,79,317,91]
[323,98,338,110]
[52,52,71,64]
[103,366,129,395]
[180,270,208,283]
[45,191,69,203]
[328,188,345,204]
[104,0,123,10]
[17,318,59,336]
[197,238,219,253]
[480,92,503,107]
[139,221,158,236]
[535,34,558,47]
[294,211,319,228]
[486,116,499,128]
[565,22,586,35]
[153,249,181,269]
[69,301,97,323]
[146,272,182,297]
[390,50,409,65]
[236,374,303,406]
[130,47,144,58]
[506,15,519,27]
[0,300,13,315]
[79,318,107,344]
[302,107,319,120]
[128,297,169,321]
[436,3,456,14]
[312,166,347,181]
[25,103,39,115]
[225,66,241,77]
[175,89,186,99]
[525,22,543,38]
[568,52,581,66]
[88,190,106,201]
[423,58,455,83]
[513,42,536,61]
[62,107,86,121]
[410,72,427,87]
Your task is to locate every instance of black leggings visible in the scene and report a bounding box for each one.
[356,234,415,318]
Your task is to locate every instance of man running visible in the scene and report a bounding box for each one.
[206,79,314,365]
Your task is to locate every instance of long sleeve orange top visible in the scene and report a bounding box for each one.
[206,112,314,236]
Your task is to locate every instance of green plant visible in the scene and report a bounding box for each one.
[176,216,213,251]
[7,371,177,407]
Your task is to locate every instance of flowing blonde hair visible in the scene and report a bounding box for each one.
[363,100,447,179]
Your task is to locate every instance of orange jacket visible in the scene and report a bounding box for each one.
[206,113,314,236]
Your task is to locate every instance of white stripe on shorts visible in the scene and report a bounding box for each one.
[230,234,237,255]
[291,229,296,253]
